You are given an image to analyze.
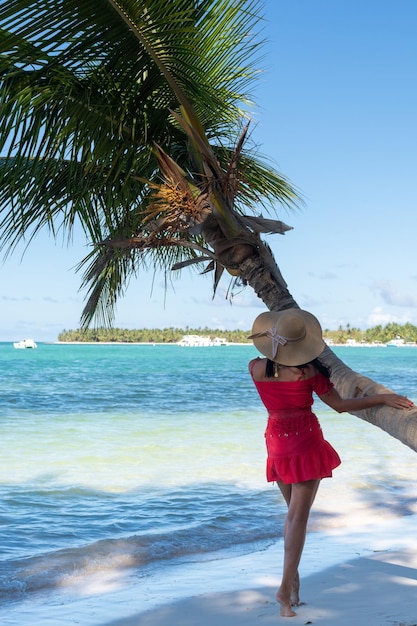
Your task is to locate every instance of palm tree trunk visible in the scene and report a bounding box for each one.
[322,346,417,453]
[239,252,296,312]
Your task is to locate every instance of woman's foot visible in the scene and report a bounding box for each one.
[276,590,297,617]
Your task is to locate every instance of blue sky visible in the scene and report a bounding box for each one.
[1,0,416,342]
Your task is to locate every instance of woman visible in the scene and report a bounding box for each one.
[248,309,414,617]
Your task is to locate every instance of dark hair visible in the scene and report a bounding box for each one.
[265,357,331,379]
[265,359,275,378]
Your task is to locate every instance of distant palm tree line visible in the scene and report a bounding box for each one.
[58,327,249,343]
[58,322,417,344]
[326,322,417,345]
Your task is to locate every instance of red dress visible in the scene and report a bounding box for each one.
[250,361,341,484]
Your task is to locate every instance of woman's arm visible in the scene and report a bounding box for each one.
[319,387,414,413]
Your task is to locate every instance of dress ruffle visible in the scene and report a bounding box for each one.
[264,412,341,484]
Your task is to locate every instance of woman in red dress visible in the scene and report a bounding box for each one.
[249,309,413,617]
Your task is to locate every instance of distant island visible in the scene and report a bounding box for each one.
[57,322,417,345]
[58,327,251,344]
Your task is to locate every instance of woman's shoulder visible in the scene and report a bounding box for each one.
[248,357,266,377]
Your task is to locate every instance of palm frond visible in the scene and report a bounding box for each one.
[0,0,301,324]
[238,215,293,235]
[77,245,135,329]
[171,256,213,270]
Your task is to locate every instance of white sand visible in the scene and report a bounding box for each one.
[3,480,417,626]
[100,517,417,626]
[98,479,417,626]
[102,548,417,625]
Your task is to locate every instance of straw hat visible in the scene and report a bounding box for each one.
[249,308,325,366]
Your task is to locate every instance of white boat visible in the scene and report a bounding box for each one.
[177,335,227,347]
[211,337,227,346]
[345,339,357,346]
[13,338,37,349]
[177,335,213,347]
[386,336,405,347]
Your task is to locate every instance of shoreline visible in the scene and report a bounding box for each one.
[51,341,253,346]
[4,515,416,626]
[4,339,416,347]
[3,483,417,626]
[104,543,417,626]
[95,510,417,626]
[35,341,417,348]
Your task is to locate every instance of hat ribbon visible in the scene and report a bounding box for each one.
[249,325,306,359]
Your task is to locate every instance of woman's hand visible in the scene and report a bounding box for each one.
[382,394,414,410]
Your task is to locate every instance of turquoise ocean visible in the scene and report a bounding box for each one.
[1,342,417,622]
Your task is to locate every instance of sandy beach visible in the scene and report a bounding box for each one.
[100,499,417,626]
[3,466,417,626]
[104,548,417,626]
[106,552,417,626]
[5,489,417,626]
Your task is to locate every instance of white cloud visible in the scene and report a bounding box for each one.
[1,295,31,302]
[366,307,417,327]
[367,307,397,327]
[374,281,417,307]
[42,296,59,303]
[319,272,338,280]
[299,294,320,308]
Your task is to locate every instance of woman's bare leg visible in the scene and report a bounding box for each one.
[277,484,304,606]
[276,479,320,617]
[278,482,301,605]
[277,480,320,607]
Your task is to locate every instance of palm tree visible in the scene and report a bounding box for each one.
[0,0,416,451]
